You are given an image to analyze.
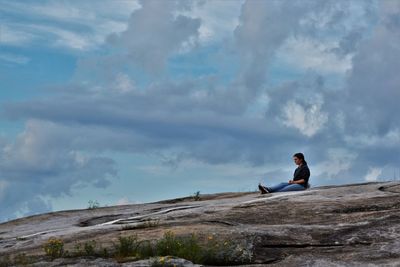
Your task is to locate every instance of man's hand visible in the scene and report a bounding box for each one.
[290,179,305,185]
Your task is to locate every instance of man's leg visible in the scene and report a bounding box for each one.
[276,184,305,192]
[267,182,290,193]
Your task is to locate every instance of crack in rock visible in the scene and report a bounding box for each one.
[379,184,400,193]
[262,243,344,248]
[17,230,60,240]
[332,204,400,214]
[261,241,372,248]
[97,205,201,226]
[78,214,125,227]
[203,220,237,226]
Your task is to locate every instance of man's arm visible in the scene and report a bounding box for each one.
[289,179,305,184]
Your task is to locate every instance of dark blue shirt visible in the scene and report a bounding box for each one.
[293,163,310,187]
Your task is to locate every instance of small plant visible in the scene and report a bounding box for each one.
[0,255,11,267]
[43,237,64,259]
[201,234,253,265]
[193,191,201,201]
[101,247,109,258]
[154,231,253,265]
[74,242,82,254]
[151,256,176,267]
[88,200,100,209]
[176,233,202,262]
[13,253,34,265]
[114,235,141,258]
[59,230,253,265]
[155,231,181,256]
[138,240,155,258]
[83,240,97,256]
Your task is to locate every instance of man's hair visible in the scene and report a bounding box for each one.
[293,152,307,164]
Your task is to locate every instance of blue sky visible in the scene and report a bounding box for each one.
[1,0,400,222]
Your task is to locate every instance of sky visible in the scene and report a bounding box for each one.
[0,0,400,222]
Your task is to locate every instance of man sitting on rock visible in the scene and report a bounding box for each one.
[258,153,310,193]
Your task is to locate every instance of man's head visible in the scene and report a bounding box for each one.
[293,152,305,166]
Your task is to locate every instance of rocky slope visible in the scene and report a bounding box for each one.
[1,182,400,266]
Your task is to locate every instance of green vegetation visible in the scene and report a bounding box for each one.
[74,240,110,258]
[34,231,253,265]
[156,232,203,263]
[75,240,95,256]
[43,237,64,259]
[87,200,100,209]
[113,231,252,265]
[0,255,11,267]
[193,191,201,201]
[83,240,97,256]
[13,253,34,265]
[1,253,39,266]
[113,235,142,258]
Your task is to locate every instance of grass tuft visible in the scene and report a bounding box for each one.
[43,237,64,259]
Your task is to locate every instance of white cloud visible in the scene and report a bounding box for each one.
[107,0,201,72]
[116,197,131,206]
[0,119,117,221]
[314,148,357,178]
[0,0,139,22]
[0,53,30,65]
[113,73,136,93]
[277,36,353,74]
[0,25,35,46]
[344,129,400,148]
[364,167,382,182]
[0,0,138,50]
[281,100,328,137]
[34,25,92,50]
[180,0,244,44]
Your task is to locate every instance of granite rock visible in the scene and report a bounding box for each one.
[1,182,400,266]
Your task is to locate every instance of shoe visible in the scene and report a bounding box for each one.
[258,184,269,194]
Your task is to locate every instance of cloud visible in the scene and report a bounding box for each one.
[0,24,35,46]
[3,87,304,165]
[113,73,136,93]
[107,0,201,73]
[116,197,131,206]
[0,0,138,50]
[0,53,30,65]
[234,0,310,90]
[322,1,400,174]
[180,0,244,44]
[3,1,381,170]
[281,100,328,137]
[364,167,382,182]
[277,36,352,75]
[344,129,400,148]
[0,120,117,220]
[313,148,357,179]
[343,1,400,135]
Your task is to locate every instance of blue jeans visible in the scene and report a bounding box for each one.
[267,182,306,192]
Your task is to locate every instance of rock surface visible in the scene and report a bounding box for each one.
[1,182,400,266]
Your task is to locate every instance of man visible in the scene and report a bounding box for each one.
[258,153,310,193]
